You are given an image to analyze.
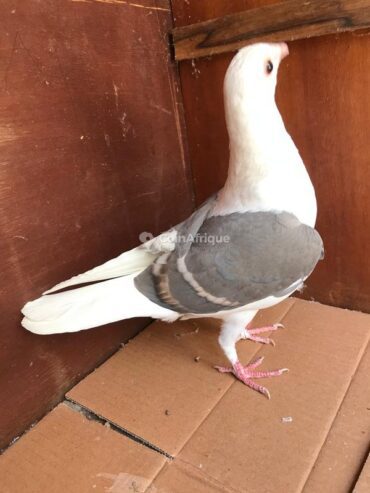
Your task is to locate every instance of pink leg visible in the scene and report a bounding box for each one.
[215,357,288,399]
[243,323,284,346]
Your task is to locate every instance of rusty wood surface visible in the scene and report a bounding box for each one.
[0,0,193,449]
[173,0,370,60]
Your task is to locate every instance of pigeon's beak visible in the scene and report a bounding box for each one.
[279,42,289,61]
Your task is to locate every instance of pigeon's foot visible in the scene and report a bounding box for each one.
[215,356,288,399]
[243,323,284,347]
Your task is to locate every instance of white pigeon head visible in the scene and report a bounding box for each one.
[224,42,289,108]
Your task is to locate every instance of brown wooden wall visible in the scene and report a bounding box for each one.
[172,0,370,313]
[0,0,193,449]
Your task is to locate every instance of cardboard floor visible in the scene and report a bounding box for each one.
[1,298,369,493]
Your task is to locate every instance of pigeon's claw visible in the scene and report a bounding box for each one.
[248,334,276,346]
[215,358,288,399]
[243,323,285,346]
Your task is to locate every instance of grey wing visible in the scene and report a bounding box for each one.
[134,211,324,314]
[143,194,218,255]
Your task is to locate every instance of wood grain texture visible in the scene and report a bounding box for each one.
[173,0,370,60]
[0,0,193,449]
[172,0,370,312]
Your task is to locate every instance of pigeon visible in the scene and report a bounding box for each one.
[21,42,323,399]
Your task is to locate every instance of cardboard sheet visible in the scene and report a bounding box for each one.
[0,403,166,493]
[66,298,370,492]
[67,299,295,455]
[304,340,370,493]
[1,298,369,492]
[154,460,238,492]
[168,301,370,493]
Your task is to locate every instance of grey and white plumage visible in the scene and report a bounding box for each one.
[21,42,323,397]
[135,208,323,314]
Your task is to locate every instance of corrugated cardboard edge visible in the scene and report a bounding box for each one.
[354,452,370,492]
[0,403,168,493]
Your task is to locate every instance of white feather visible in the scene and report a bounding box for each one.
[43,248,155,295]
[22,274,178,334]
[43,229,178,294]
[211,43,317,228]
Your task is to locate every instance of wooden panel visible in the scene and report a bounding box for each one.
[0,0,193,449]
[173,0,370,60]
[172,0,370,312]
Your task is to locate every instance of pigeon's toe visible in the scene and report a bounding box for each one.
[216,357,288,399]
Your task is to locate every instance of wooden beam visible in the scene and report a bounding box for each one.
[172,0,370,60]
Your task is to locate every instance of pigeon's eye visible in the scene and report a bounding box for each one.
[266,60,274,74]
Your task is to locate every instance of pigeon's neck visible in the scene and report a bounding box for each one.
[213,100,317,227]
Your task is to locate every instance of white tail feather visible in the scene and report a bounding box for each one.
[22,274,178,335]
[43,246,157,295]
[43,229,178,295]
